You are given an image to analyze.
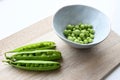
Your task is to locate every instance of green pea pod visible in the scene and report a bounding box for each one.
[5,50,62,61]
[9,41,56,52]
[3,60,60,71]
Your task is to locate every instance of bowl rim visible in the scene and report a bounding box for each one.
[52,4,111,46]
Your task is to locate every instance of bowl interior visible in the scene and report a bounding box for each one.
[53,5,110,45]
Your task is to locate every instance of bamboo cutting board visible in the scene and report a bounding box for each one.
[0,16,120,80]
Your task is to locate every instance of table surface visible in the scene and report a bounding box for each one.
[0,16,120,80]
[0,0,120,80]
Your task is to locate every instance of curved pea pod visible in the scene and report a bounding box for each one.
[9,41,56,52]
[3,60,60,71]
[5,50,62,61]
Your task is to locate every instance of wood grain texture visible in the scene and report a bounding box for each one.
[0,16,120,80]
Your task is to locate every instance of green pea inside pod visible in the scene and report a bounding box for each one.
[2,60,60,71]
[5,50,62,61]
[9,41,56,52]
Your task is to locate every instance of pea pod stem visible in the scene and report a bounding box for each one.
[2,60,10,63]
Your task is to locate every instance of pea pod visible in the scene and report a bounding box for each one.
[5,50,61,61]
[10,41,56,52]
[3,60,60,71]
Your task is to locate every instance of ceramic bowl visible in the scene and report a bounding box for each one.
[53,5,110,48]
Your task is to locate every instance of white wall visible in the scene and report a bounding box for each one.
[0,0,119,39]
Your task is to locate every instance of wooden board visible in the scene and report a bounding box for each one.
[0,16,120,80]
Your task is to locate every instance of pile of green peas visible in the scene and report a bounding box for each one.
[63,23,95,44]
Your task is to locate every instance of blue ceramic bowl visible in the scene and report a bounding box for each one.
[53,5,110,48]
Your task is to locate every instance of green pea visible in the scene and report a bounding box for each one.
[83,39,88,44]
[71,33,75,37]
[64,30,72,36]
[39,64,43,67]
[88,38,93,43]
[85,31,89,36]
[80,24,85,29]
[73,28,76,31]
[68,30,72,33]
[16,55,21,57]
[66,24,74,30]
[73,29,80,35]
[74,39,79,43]
[79,41,84,44]
[89,29,95,34]
[68,33,71,36]
[29,54,33,57]
[52,53,57,56]
[75,25,79,29]
[87,37,91,40]
[30,64,35,67]
[46,52,52,55]
[31,44,37,48]
[81,37,85,41]
[63,29,69,36]
[41,54,46,57]
[81,30,86,33]
[43,64,48,67]
[17,63,21,66]
[79,33,85,38]
[87,28,91,31]
[26,63,30,67]
[23,54,27,57]
[35,53,41,56]
[50,63,53,66]
[67,36,74,41]
[77,37,81,41]
[72,37,76,40]
[87,24,93,28]
[35,64,39,67]
[90,34,94,39]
